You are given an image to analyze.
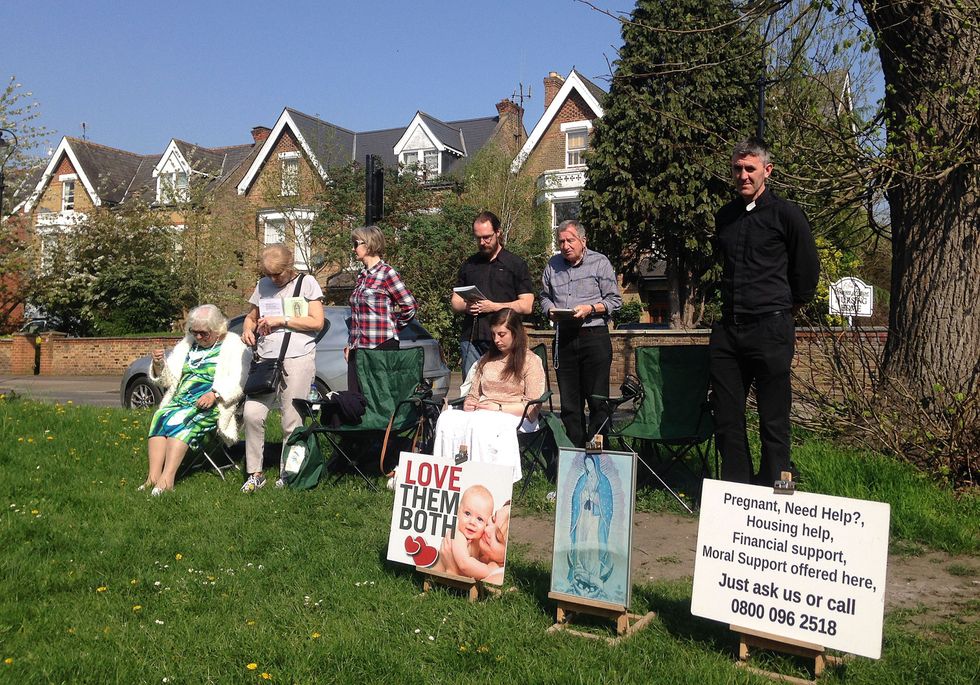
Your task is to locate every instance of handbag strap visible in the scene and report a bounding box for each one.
[273,274,305,365]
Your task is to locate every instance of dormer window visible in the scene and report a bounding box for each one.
[280,152,300,196]
[61,178,75,211]
[400,149,440,178]
[159,171,189,203]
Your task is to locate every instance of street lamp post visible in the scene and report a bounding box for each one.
[0,128,20,220]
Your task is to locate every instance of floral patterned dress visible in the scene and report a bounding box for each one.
[147,342,223,448]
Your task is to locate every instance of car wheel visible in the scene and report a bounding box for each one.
[126,377,162,409]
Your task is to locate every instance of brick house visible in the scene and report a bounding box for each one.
[234,104,524,282]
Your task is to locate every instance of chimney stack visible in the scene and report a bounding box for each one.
[251,126,272,145]
[543,71,565,109]
[495,99,522,119]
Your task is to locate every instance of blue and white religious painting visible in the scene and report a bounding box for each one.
[550,448,637,607]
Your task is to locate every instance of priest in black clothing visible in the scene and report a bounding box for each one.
[451,211,535,377]
[710,137,820,485]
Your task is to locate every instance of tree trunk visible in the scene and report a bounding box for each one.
[861,0,980,398]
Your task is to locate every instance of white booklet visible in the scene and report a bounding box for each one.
[453,285,487,302]
[258,298,284,318]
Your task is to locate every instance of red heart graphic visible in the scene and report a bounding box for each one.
[413,540,438,568]
[404,535,421,555]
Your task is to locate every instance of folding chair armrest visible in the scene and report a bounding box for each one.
[447,396,465,409]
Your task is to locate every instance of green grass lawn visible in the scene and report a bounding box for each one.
[0,397,977,684]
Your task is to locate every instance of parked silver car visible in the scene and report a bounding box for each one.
[119,307,451,408]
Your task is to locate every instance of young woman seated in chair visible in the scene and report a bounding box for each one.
[433,308,545,482]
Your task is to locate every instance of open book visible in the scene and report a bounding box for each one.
[453,285,488,302]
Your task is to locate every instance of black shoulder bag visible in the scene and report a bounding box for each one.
[244,274,305,396]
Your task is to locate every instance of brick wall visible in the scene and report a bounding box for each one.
[0,339,11,374]
[527,327,888,399]
[38,334,182,375]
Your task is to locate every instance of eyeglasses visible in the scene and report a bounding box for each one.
[475,234,496,243]
[352,239,366,248]
[190,329,212,338]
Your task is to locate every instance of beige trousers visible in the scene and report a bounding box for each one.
[242,353,316,474]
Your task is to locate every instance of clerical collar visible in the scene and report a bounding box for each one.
[745,200,756,212]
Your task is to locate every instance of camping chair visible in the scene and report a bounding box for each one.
[301,347,437,491]
[176,427,241,481]
[448,344,573,500]
[596,345,716,509]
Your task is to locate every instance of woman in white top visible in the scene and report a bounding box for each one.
[240,244,325,493]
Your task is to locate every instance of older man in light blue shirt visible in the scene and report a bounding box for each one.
[540,220,622,447]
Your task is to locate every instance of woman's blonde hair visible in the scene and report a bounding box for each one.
[352,226,386,258]
[259,243,294,277]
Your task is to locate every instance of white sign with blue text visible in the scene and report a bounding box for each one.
[691,479,890,659]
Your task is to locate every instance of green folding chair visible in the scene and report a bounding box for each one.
[308,347,436,491]
[597,345,716,509]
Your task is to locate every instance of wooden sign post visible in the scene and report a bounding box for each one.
[547,593,654,645]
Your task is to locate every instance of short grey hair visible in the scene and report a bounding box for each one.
[185,304,228,337]
[732,137,771,166]
[557,220,586,241]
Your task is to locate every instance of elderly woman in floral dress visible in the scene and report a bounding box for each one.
[140,304,248,495]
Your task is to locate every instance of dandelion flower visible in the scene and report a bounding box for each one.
[260,673,271,680]
[246,662,258,670]
[96,586,107,593]
[4,658,12,665]
[132,605,142,612]
[246,619,256,626]
[130,579,138,585]
[175,553,183,561]
[311,632,321,639]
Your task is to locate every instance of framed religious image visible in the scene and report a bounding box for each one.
[550,448,637,607]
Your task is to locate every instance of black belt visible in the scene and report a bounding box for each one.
[722,309,790,325]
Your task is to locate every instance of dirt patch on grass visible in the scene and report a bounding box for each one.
[510,509,978,625]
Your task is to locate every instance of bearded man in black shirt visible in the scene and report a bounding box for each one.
[710,138,820,485]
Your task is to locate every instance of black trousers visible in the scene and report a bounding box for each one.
[709,312,795,485]
[554,326,612,448]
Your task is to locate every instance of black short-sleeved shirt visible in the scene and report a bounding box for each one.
[456,247,534,342]
[714,188,820,316]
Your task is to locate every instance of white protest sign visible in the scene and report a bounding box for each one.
[386,453,514,585]
[692,479,890,659]
[829,277,874,317]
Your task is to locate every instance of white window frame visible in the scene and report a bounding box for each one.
[157,171,189,204]
[60,174,77,211]
[279,151,300,197]
[400,148,440,178]
[259,210,314,271]
[561,120,593,169]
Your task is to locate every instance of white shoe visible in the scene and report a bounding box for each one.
[151,487,164,497]
[386,475,397,491]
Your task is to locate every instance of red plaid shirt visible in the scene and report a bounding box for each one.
[348,260,417,349]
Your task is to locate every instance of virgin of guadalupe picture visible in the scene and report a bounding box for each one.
[550,448,636,607]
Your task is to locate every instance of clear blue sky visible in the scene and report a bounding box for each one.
[2,0,627,154]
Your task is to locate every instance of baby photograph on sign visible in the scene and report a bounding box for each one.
[550,448,637,606]
[387,453,514,585]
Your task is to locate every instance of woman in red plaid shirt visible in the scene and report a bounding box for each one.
[346,225,418,394]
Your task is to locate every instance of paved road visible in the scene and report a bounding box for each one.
[0,375,122,407]
[0,372,628,414]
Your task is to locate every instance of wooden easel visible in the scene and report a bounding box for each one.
[417,567,488,602]
[732,624,846,684]
[546,593,655,645]
[729,472,845,683]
